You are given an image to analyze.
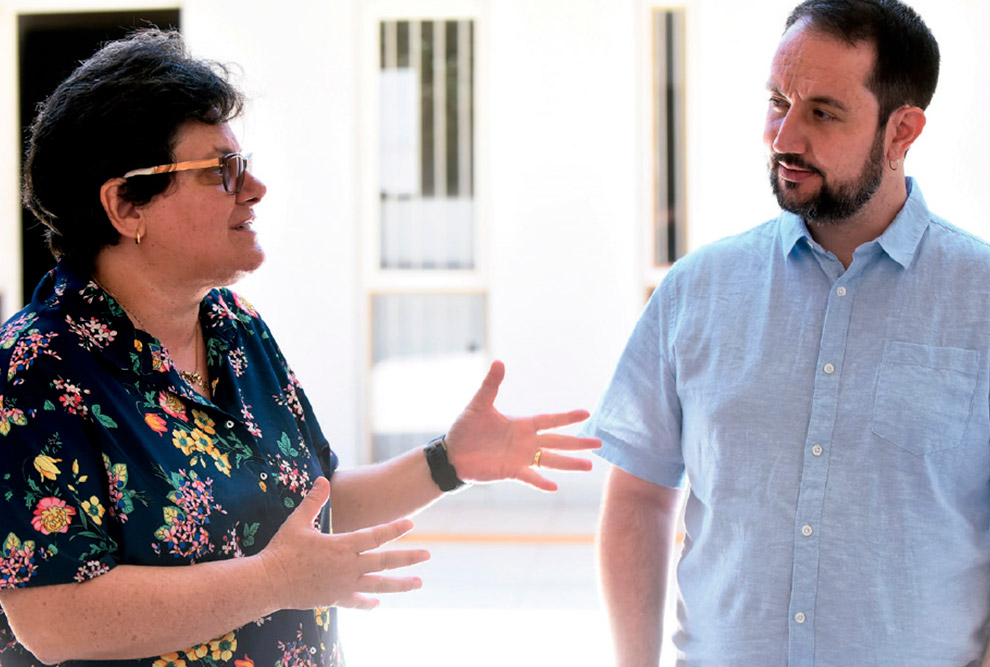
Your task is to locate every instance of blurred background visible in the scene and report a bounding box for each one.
[1,0,987,664]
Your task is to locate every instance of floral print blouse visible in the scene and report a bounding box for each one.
[0,263,342,666]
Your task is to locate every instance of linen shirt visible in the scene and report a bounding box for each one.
[0,263,341,666]
[587,179,990,665]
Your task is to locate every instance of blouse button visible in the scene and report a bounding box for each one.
[225,420,235,429]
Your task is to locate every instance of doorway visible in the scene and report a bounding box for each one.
[18,9,181,304]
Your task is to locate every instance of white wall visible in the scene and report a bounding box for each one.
[1,0,988,472]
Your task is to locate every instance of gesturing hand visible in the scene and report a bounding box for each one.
[258,477,430,611]
[444,361,601,491]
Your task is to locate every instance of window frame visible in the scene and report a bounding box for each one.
[358,2,490,462]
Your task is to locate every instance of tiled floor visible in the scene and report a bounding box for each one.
[337,463,678,666]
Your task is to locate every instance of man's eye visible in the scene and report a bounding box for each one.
[814,109,835,121]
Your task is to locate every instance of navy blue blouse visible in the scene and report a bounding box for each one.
[0,263,341,666]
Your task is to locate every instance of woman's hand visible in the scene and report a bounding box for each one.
[444,361,601,491]
[258,477,430,611]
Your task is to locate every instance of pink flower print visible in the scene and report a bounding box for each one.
[52,377,90,417]
[31,497,76,535]
[159,392,188,422]
[0,533,38,587]
[232,293,259,318]
[7,330,60,381]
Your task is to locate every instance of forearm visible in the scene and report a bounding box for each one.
[330,446,445,533]
[0,555,275,664]
[598,467,681,667]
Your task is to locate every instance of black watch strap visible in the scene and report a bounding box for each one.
[424,435,465,492]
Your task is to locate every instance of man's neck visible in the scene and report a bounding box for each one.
[805,175,908,269]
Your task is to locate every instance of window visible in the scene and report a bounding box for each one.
[646,7,687,292]
[368,18,485,462]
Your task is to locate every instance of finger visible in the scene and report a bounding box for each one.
[532,409,591,431]
[291,476,330,526]
[349,518,416,553]
[337,593,381,611]
[514,467,559,493]
[535,434,602,452]
[355,573,425,594]
[361,547,432,573]
[531,451,593,472]
[467,360,505,409]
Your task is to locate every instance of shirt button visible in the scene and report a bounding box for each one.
[225,420,235,429]
[812,444,824,456]
[823,363,835,374]
[801,524,814,537]
[795,612,807,624]
[836,286,847,296]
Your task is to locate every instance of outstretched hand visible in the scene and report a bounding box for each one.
[259,477,431,611]
[444,361,600,491]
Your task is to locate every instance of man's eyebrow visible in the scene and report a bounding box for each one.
[765,84,849,112]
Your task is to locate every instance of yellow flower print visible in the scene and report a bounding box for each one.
[212,451,232,477]
[152,654,187,667]
[33,454,62,481]
[134,339,144,353]
[189,428,214,454]
[172,428,195,456]
[315,606,331,630]
[209,631,236,661]
[192,410,216,435]
[182,642,208,661]
[80,496,105,526]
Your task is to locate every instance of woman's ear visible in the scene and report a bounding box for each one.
[886,105,927,163]
[99,178,144,243]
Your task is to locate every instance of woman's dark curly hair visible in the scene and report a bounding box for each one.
[22,28,244,271]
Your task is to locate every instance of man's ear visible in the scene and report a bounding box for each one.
[99,178,144,242]
[886,105,926,162]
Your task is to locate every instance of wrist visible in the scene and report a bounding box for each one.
[424,435,466,492]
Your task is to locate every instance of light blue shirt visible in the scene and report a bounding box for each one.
[588,179,990,665]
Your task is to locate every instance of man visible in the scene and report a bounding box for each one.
[588,1,990,664]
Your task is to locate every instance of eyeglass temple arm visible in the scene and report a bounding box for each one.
[122,157,223,179]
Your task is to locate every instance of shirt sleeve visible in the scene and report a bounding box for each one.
[584,276,686,488]
[0,340,119,589]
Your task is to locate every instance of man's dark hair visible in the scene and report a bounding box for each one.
[22,28,244,271]
[785,0,940,123]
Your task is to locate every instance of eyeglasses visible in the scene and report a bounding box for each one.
[122,152,253,194]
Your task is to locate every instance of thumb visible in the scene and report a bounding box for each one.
[291,476,330,526]
[468,360,505,410]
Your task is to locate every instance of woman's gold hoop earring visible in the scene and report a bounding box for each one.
[135,232,142,245]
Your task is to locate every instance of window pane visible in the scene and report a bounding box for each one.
[379,19,475,270]
[370,293,487,461]
[372,293,485,363]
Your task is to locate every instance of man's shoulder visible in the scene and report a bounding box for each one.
[668,217,782,280]
[924,214,990,259]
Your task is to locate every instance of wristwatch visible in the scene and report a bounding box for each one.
[424,435,465,492]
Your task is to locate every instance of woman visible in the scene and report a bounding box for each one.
[0,29,597,665]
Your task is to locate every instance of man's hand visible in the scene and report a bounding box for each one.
[444,360,600,491]
[258,477,431,611]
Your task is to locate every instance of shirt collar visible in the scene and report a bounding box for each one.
[48,262,225,403]
[779,177,931,269]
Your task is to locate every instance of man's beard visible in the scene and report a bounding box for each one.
[769,130,885,225]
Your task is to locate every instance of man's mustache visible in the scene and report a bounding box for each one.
[771,153,825,178]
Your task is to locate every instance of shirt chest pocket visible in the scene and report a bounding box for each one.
[871,341,979,456]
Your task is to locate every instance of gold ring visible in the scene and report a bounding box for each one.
[532,450,542,467]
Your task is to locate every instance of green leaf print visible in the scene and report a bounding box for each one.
[277,432,299,458]
[242,522,260,547]
[91,404,118,428]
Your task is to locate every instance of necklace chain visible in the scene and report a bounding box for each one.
[92,277,210,394]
